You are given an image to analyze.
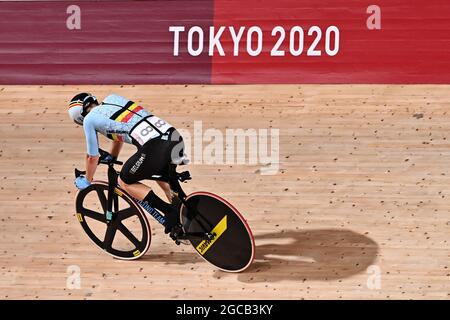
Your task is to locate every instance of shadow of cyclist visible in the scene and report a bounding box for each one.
[214,228,379,283]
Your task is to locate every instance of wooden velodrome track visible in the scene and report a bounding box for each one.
[0,84,449,299]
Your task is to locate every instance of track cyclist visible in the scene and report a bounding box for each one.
[68,93,186,235]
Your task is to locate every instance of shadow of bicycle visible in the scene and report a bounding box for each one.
[213,229,379,283]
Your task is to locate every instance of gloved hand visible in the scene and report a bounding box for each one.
[101,154,117,164]
[75,176,91,190]
[105,154,116,162]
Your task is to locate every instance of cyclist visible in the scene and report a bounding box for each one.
[68,92,185,234]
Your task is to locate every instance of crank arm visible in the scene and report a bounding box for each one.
[177,232,215,240]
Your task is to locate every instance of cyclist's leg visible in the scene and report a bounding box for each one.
[118,139,179,233]
[117,148,152,200]
[156,129,186,206]
[156,181,172,202]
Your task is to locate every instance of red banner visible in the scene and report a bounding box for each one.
[211,0,450,83]
[0,0,449,84]
[0,1,213,84]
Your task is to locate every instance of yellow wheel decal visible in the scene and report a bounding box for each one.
[196,215,227,255]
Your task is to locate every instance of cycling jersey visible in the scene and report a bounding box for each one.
[83,94,152,156]
[82,93,184,184]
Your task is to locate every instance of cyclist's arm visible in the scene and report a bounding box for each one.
[110,140,123,158]
[83,115,100,182]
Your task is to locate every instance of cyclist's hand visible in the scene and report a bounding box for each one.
[74,176,91,190]
[103,154,116,163]
[98,152,116,164]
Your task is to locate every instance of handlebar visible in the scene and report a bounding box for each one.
[74,149,192,184]
[74,148,122,178]
[98,148,123,165]
[75,168,85,178]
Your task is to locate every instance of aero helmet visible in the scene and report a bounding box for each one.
[68,93,98,125]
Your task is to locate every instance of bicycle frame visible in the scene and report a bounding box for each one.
[74,150,254,269]
[99,161,213,242]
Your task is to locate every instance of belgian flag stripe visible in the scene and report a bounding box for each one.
[110,108,124,120]
[69,102,82,108]
[120,105,143,123]
[108,102,142,141]
[115,103,141,122]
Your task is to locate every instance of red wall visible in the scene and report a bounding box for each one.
[212,0,450,84]
[0,1,213,84]
[1,0,449,84]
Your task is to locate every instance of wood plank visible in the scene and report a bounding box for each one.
[0,84,449,299]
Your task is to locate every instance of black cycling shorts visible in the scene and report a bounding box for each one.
[120,129,184,184]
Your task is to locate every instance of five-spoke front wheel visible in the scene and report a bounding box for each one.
[75,181,151,260]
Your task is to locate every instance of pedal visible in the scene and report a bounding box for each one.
[169,225,190,246]
[169,224,184,243]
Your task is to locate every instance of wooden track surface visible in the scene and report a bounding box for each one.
[0,84,449,299]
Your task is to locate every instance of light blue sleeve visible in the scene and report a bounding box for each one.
[83,115,100,157]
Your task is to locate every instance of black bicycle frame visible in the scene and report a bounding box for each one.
[105,163,120,223]
[76,156,212,241]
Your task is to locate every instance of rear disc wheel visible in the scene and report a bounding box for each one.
[180,192,255,272]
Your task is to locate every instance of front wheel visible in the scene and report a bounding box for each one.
[75,181,151,260]
[180,192,255,272]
